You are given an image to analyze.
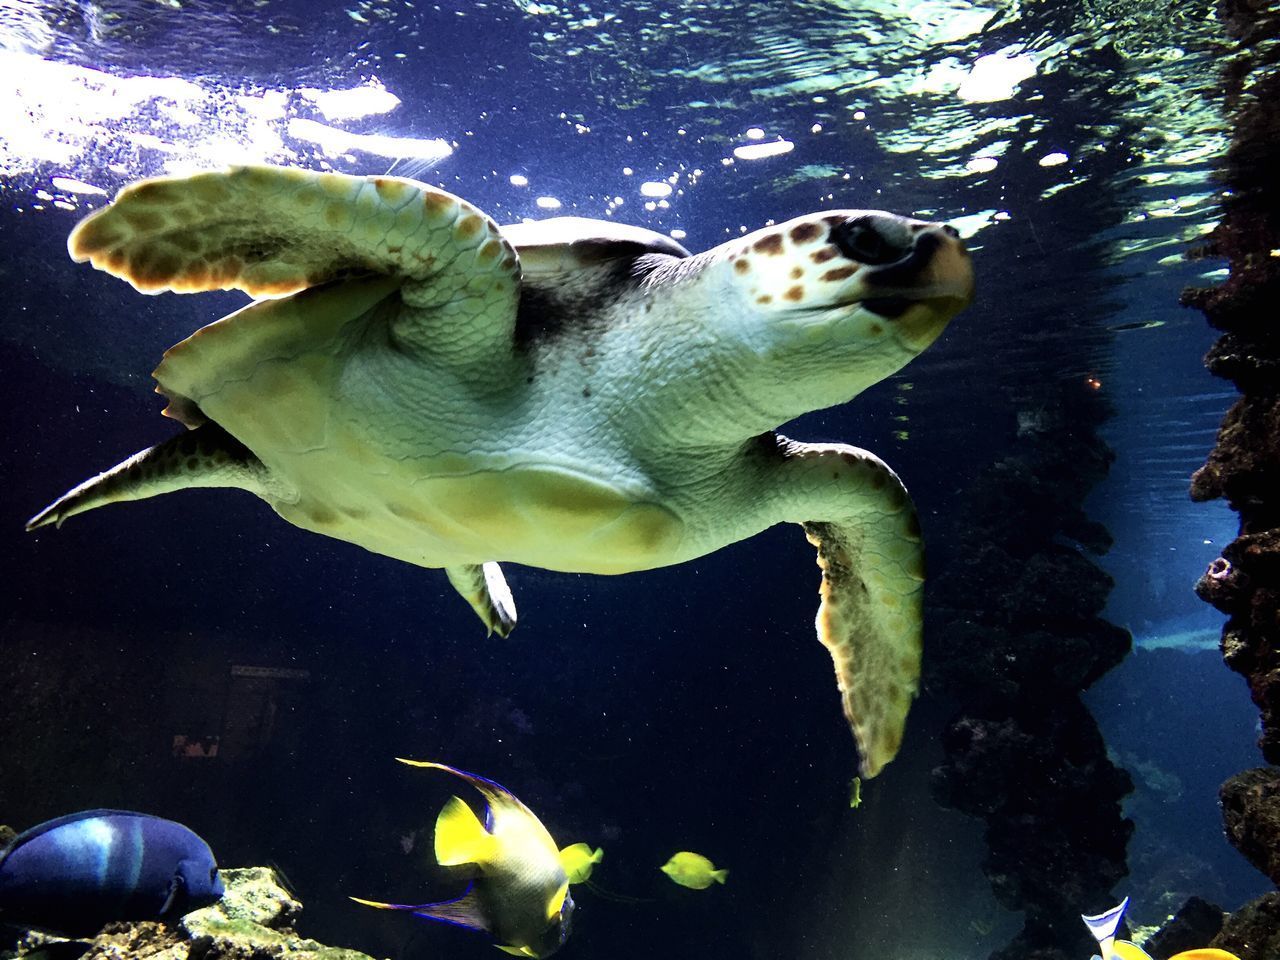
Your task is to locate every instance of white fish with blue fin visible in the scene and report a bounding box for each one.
[352,760,573,958]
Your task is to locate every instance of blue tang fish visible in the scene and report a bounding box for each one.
[0,810,225,935]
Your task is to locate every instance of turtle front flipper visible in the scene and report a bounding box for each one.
[69,166,520,358]
[446,563,518,637]
[26,423,281,531]
[764,437,925,778]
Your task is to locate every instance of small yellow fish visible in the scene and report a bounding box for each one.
[659,852,727,890]
[849,775,862,809]
[558,843,603,885]
[352,760,573,959]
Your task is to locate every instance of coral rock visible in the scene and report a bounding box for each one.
[2,867,371,960]
[1141,895,1225,959]
[1219,767,1280,885]
[1212,891,1280,960]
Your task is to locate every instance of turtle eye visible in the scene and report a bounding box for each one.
[830,218,900,266]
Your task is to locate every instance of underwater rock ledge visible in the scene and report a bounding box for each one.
[1219,767,1280,888]
[926,381,1133,960]
[1,867,373,960]
[1184,2,1280,957]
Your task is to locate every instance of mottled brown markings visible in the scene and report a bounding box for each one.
[753,233,784,255]
[790,222,822,244]
[821,265,857,282]
[167,232,202,254]
[130,182,167,205]
[810,247,838,264]
[456,214,483,240]
[790,266,803,280]
[422,192,453,218]
[869,323,884,336]
[373,177,404,200]
[783,285,804,302]
[822,214,846,227]
[122,208,165,233]
[906,512,921,539]
[757,294,773,304]
[734,258,750,274]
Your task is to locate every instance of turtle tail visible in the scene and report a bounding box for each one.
[26,423,273,531]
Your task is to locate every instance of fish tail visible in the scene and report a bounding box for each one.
[712,869,728,884]
[1082,897,1130,950]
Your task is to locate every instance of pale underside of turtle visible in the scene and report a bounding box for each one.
[28,166,974,778]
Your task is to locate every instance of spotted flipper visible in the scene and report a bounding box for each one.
[25,423,280,531]
[68,166,520,357]
[446,563,517,637]
[766,438,924,778]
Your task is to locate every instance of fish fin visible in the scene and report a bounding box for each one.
[545,880,570,922]
[397,759,523,815]
[495,947,535,957]
[412,886,492,934]
[353,887,492,936]
[1113,941,1153,960]
[350,896,419,911]
[1168,951,1243,960]
[159,874,185,916]
[1082,897,1130,945]
[712,869,729,884]
[435,796,497,867]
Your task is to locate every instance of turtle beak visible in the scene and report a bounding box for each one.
[857,223,973,352]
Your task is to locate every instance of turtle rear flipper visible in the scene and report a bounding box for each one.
[26,423,279,531]
[446,562,518,637]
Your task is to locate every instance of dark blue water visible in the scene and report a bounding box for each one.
[0,2,1264,958]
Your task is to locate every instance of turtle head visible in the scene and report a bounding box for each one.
[714,210,973,420]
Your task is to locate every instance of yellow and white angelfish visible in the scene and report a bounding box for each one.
[352,760,574,959]
[1082,898,1240,960]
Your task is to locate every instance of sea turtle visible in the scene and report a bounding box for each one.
[27,166,973,777]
